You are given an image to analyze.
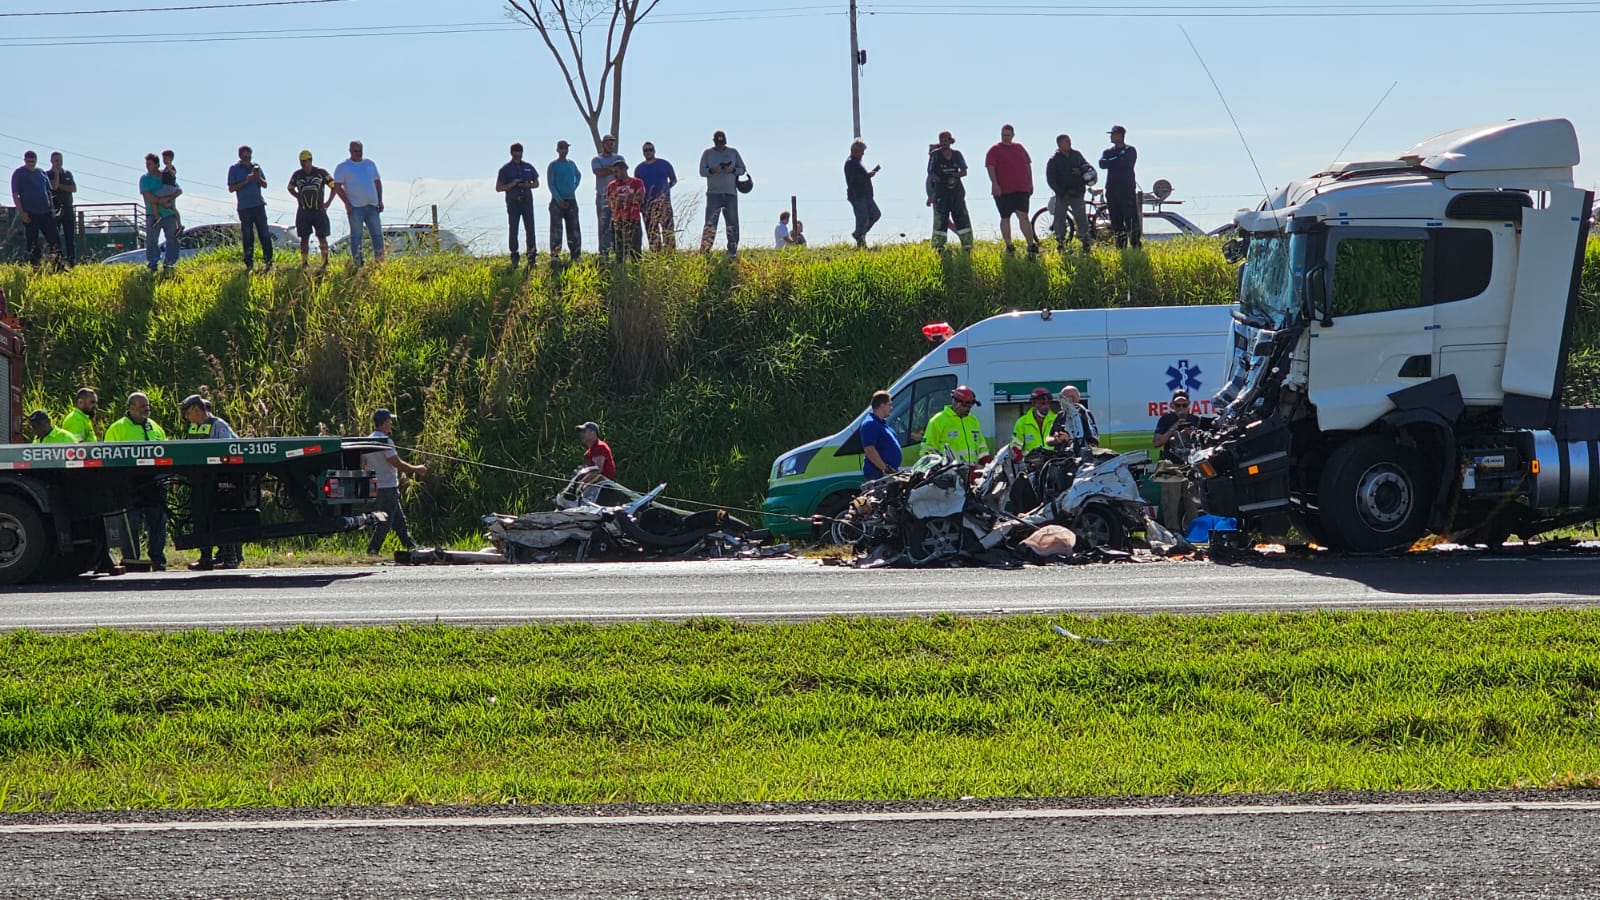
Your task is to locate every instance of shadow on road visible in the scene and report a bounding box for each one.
[31,571,376,593]
[1220,551,1600,597]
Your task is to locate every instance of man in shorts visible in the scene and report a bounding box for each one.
[985,123,1039,259]
[287,150,334,269]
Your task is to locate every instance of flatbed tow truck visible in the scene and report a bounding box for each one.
[0,289,386,584]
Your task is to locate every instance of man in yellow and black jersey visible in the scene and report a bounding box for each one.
[287,149,335,268]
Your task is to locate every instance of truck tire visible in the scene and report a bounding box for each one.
[0,494,48,585]
[37,535,102,582]
[1317,435,1433,553]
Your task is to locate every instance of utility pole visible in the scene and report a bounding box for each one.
[848,0,862,138]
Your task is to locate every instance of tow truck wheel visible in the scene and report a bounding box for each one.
[0,494,48,586]
[1317,436,1433,553]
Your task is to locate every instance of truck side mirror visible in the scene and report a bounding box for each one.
[1307,264,1332,327]
[1222,236,1246,264]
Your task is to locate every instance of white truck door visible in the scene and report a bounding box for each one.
[1431,224,1512,404]
[1308,227,1436,432]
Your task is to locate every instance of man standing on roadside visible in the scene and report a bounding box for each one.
[1049,384,1099,449]
[606,160,645,262]
[1045,134,1093,253]
[986,124,1039,259]
[228,145,273,273]
[138,153,180,274]
[364,407,426,558]
[590,134,624,260]
[28,410,76,444]
[844,139,880,249]
[180,394,242,571]
[48,152,77,267]
[11,151,60,270]
[858,390,901,479]
[634,141,677,251]
[698,129,746,257]
[333,140,384,267]
[288,150,335,269]
[926,131,973,252]
[547,140,582,261]
[106,392,169,571]
[1099,125,1140,249]
[497,142,540,268]
[61,387,99,442]
[920,385,989,463]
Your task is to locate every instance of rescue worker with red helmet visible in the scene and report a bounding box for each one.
[919,385,990,463]
[1011,387,1057,452]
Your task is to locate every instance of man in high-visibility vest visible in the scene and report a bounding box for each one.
[1011,387,1058,452]
[27,410,75,444]
[60,387,98,442]
[920,385,990,463]
[106,391,169,571]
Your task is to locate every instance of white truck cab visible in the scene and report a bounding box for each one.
[1193,118,1595,551]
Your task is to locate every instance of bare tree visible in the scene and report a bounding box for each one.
[505,0,662,154]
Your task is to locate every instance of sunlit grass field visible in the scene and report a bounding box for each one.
[2,611,1598,811]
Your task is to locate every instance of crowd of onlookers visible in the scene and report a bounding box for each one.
[8,123,1145,271]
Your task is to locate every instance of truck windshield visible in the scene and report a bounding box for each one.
[1237,233,1303,330]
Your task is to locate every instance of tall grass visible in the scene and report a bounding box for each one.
[5,239,1591,526]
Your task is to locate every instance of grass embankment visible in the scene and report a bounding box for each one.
[3,611,1598,811]
[0,242,1234,532]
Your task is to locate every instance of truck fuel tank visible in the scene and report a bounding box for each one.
[1530,431,1600,510]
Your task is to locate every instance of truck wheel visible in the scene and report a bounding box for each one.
[0,494,48,586]
[1317,436,1433,553]
[37,536,103,582]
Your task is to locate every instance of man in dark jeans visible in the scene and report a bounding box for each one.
[1045,134,1092,252]
[364,407,427,557]
[1099,125,1140,249]
[227,145,273,271]
[497,142,540,267]
[844,139,881,248]
[48,152,77,267]
[547,140,582,261]
[10,150,60,269]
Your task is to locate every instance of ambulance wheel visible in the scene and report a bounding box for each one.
[1317,436,1433,553]
[0,494,48,586]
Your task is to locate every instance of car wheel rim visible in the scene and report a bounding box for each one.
[1077,511,1112,547]
[1355,464,1412,532]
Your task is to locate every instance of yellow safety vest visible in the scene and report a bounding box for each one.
[1012,410,1057,452]
[920,405,990,463]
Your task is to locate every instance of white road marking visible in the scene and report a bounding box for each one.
[7,800,1600,835]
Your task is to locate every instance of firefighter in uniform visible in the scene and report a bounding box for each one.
[920,385,990,463]
[926,131,974,251]
[1011,387,1058,452]
[181,394,242,570]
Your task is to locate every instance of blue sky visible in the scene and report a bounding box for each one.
[5,0,1597,250]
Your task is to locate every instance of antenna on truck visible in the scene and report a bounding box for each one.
[1326,81,1399,173]
[1178,25,1279,227]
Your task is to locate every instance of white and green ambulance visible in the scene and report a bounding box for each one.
[761,304,1234,537]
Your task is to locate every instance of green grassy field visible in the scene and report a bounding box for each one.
[3,610,1598,811]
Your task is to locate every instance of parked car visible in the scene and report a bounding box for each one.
[101,222,295,265]
[331,223,465,257]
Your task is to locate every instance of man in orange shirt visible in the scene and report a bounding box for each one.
[605,160,645,261]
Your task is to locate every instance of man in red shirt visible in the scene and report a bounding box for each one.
[576,420,616,503]
[605,160,645,261]
[985,123,1039,259]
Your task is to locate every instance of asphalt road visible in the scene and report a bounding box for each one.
[4,796,1599,898]
[6,552,1600,632]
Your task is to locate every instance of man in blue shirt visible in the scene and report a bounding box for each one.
[228,145,273,272]
[10,150,60,269]
[547,140,582,261]
[1099,125,1140,249]
[497,142,541,268]
[858,390,903,479]
[634,141,677,251]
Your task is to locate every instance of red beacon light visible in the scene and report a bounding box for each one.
[922,322,955,345]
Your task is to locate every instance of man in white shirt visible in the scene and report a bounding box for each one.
[1049,384,1100,449]
[364,407,426,556]
[333,140,384,267]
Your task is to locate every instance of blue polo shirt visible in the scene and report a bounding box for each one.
[498,159,539,207]
[858,413,902,478]
[10,166,52,215]
[635,158,676,203]
[227,162,266,209]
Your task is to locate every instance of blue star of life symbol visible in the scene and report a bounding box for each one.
[1166,360,1203,392]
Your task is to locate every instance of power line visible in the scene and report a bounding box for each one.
[0,0,353,16]
[864,0,1600,14]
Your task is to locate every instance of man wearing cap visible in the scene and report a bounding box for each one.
[547,140,582,260]
[364,407,426,557]
[1012,388,1058,452]
[635,141,677,252]
[574,421,615,503]
[1153,389,1202,531]
[1049,384,1099,450]
[497,142,540,268]
[605,160,645,261]
[11,151,61,269]
[28,410,75,444]
[106,392,170,571]
[181,395,241,570]
[1099,125,1141,249]
[591,134,625,260]
[858,390,901,479]
[698,129,746,257]
[920,385,989,463]
[926,131,973,252]
[986,124,1039,259]
[287,150,335,269]
[61,387,99,442]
